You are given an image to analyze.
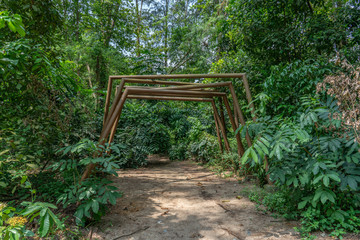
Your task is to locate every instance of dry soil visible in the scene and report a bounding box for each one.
[88,155,354,240]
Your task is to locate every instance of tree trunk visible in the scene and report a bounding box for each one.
[164,0,169,68]
[135,0,143,57]
[86,63,98,110]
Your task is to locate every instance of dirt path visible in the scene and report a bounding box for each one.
[90,156,301,240]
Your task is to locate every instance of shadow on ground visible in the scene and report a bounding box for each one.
[90,155,301,240]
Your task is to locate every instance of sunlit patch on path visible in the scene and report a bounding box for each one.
[90,155,300,240]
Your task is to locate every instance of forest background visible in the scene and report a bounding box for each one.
[1,0,360,239]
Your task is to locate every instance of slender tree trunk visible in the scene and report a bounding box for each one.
[135,0,143,57]
[164,0,169,68]
[86,63,98,110]
[75,0,80,41]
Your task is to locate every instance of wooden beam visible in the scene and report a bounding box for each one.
[222,96,245,156]
[126,88,226,97]
[211,100,230,152]
[123,78,199,85]
[111,73,245,80]
[151,82,232,90]
[243,74,256,121]
[127,95,213,102]
[81,88,130,181]
[103,77,113,127]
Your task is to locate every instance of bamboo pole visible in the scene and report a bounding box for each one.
[84,73,255,181]
[127,95,213,102]
[104,79,125,128]
[222,96,245,156]
[151,82,232,90]
[228,83,252,147]
[212,104,224,153]
[123,78,199,86]
[81,89,130,181]
[103,77,113,127]
[111,73,246,80]
[126,88,226,97]
[242,74,256,121]
[211,100,230,151]
[107,86,121,146]
[243,75,271,184]
[219,98,227,135]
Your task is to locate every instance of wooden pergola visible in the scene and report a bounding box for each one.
[81,74,255,181]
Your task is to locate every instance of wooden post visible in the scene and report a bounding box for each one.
[108,86,121,146]
[103,77,113,127]
[242,74,256,121]
[243,75,271,184]
[104,79,125,128]
[228,83,252,147]
[212,104,224,153]
[82,74,257,181]
[222,96,245,156]
[81,89,130,181]
[211,100,230,152]
[219,98,227,135]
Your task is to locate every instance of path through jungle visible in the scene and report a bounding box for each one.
[89,156,327,240]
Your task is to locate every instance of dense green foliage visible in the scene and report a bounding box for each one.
[0,0,359,239]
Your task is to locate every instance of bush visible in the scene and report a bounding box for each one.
[240,95,360,237]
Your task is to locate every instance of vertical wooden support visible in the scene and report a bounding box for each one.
[104,79,126,128]
[81,74,257,181]
[228,83,252,147]
[108,86,121,145]
[211,100,230,152]
[222,96,245,156]
[81,89,130,182]
[243,75,271,184]
[242,74,256,121]
[212,104,224,153]
[103,77,113,127]
[219,98,227,135]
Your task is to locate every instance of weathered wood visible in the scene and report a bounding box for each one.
[127,95,213,102]
[151,82,232,90]
[82,73,257,181]
[81,89,130,181]
[127,88,226,97]
[108,86,121,146]
[211,100,230,152]
[219,98,227,135]
[243,74,256,121]
[222,96,245,156]
[103,77,113,127]
[111,73,245,80]
[104,79,125,127]
[212,103,224,153]
[123,78,199,85]
[228,83,252,147]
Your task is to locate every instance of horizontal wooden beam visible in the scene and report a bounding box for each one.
[127,95,213,102]
[127,88,226,97]
[111,73,245,80]
[152,82,232,90]
[121,78,199,85]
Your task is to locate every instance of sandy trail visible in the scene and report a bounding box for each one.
[90,156,300,240]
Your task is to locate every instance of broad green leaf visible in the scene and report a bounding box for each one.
[347,176,358,190]
[92,200,99,214]
[250,148,258,163]
[40,212,50,237]
[323,176,329,187]
[298,200,308,209]
[327,173,340,182]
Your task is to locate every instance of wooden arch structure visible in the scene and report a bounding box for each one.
[81,74,255,181]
